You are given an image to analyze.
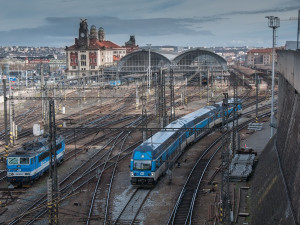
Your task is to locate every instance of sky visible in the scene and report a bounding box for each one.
[0,0,299,48]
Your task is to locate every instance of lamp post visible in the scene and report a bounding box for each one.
[266,16,280,137]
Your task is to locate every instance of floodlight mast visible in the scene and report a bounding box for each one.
[266,16,280,137]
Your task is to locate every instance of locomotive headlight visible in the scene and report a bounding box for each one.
[151,172,154,176]
[130,172,134,176]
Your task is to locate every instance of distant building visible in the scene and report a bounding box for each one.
[65,19,127,78]
[123,35,139,53]
[246,47,284,66]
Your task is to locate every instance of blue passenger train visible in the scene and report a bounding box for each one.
[130,99,242,185]
[6,136,65,185]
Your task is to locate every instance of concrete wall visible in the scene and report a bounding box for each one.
[277,50,300,94]
[251,50,300,225]
[251,138,295,225]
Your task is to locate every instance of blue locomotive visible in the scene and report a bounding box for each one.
[6,136,65,185]
[130,98,242,185]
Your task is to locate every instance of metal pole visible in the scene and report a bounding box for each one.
[142,76,147,141]
[207,70,209,105]
[25,70,28,87]
[147,44,151,92]
[3,79,9,159]
[149,47,150,91]
[9,78,14,146]
[199,71,202,100]
[48,99,59,225]
[266,16,279,137]
[297,10,300,50]
[270,27,275,137]
[41,65,45,124]
[256,73,259,123]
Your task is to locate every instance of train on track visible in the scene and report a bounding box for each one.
[130,98,242,185]
[6,136,65,186]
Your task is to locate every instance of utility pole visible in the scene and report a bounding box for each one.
[207,70,209,105]
[147,44,152,92]
[266,16,280,137]
[199,70,202,100]
[211,70,214,99]
[9,78,15,146]
[231,72,239,156]
[297,10,300,50]
[48,99,59,225]
[135,81,139,110]
[41,64,47,126]
[220,95,232,225]
[169,68,175,121]
[255,73,259,123]
[3,79,9,159]
[154,73,158,118]
[142,76,147,142]
[184,77,188,107]
[158,68,167,128]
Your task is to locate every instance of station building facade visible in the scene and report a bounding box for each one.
[65,19,129,78]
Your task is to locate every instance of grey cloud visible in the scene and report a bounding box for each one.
[83,16,217,36]
[49,16,219,36]
[0,16,220,46]
[224,1,300,16]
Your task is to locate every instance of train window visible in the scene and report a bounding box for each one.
[56,143,62,151]
[20,157,30,165]
[38,151,49,162]
[8,157,19,165]
[134,160,151,170]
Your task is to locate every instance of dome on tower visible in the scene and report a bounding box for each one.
[90,25,98,40]
[98,27,105,42]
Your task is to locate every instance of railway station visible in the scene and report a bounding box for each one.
[0,18,299,225]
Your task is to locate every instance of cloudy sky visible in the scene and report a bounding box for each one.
[0,0,299,48]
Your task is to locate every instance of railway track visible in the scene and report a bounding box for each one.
[0,75,274,224]
[5,117,143,225]
[167,134,224,225]
[167,110,272,224]
[112,188,152,225]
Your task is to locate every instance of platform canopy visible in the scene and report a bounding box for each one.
[117,49,171,73]
[172,48,227,72]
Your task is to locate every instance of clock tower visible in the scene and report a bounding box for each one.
[78,19,89,48]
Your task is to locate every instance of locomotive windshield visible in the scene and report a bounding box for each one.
[7,157,19,165]
[134,160,151,170]
[20,157,30,165]
[7,157,30,165]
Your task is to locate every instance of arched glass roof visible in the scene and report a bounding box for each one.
[173,48,227,71]
[117,49,171,73]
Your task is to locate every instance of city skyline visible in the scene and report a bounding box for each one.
[0,0,299,48]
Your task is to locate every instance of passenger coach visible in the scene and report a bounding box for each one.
[130,99,242,185]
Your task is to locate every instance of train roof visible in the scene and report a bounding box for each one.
[8,136,64,157]
[215,98,242,106]
[139,106,216,155]
[133,99,242,158]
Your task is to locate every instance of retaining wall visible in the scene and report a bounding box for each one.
[251,50,300,225]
